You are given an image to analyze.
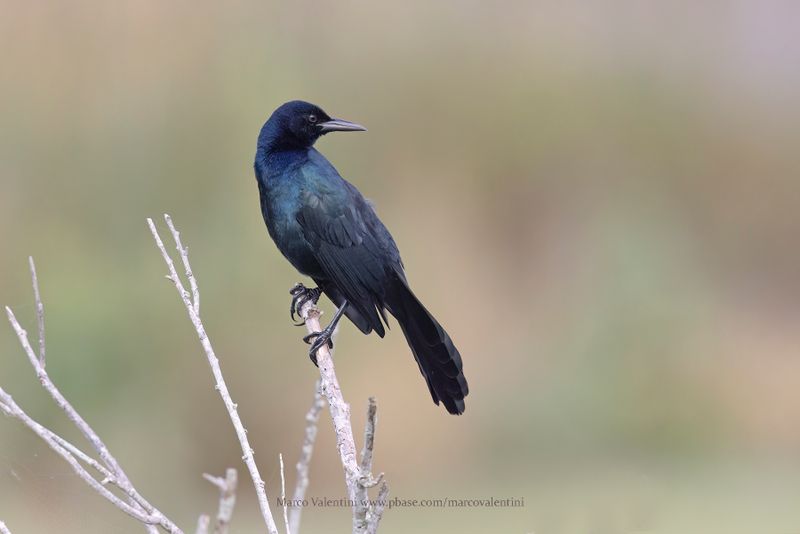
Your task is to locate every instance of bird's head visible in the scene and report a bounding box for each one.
[258,100,366,151]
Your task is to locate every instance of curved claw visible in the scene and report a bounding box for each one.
[289,283,321,325]
[304,328,334,367]
[290,303,302,325]
[303,331,333,348]
[291,293,309,325]
[310,334,334,352]
[296,295,346,369]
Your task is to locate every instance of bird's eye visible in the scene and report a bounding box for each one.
[308,114,317,124]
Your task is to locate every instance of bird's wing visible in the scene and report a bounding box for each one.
[296,185,400,336]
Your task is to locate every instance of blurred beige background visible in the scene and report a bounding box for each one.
[1,1,800,532]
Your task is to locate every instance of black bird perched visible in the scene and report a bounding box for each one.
[254,100,468,415]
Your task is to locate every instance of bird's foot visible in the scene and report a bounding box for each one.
[289,283,321,325]
[303,326,335,367]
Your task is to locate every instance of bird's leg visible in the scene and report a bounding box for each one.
[303,300,348,366]
[289,283,322,325]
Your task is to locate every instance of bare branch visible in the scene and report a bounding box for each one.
[296,300,388,533]
[202,469,237,534]
[0,387,169,528]
[48,433,116,484]
[297,302,360,497]
[148,215,279,534]
[359,397,378,481]
[201,474,224,491]
[279,454,290,534]
[28,256,45,366]
[288,380,325,534]
[354,398,385,531]
[5,261,178,534]
[365,482,389,534]
[164,215,200,315]
[194,515,210,534]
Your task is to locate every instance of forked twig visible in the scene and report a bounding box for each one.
[4,259,179,533]
[288,380,325,534]
[296,300,389,533]
[148,214,279,534]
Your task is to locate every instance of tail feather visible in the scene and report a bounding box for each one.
[387,276,468,415]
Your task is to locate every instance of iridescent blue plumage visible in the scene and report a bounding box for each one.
[254,100,468,414]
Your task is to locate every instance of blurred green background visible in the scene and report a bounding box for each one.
[1,1,799,532]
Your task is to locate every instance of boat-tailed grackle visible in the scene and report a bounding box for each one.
[254,100,469,415]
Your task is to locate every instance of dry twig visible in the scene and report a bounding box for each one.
[0,390,170,527]
[355,398,387,532]
[288,380,325,534]
[365,482,389,534]
[3,220,390,534]
[194,515,210,534]
[148,214,279,534]
[3,259,179,533]
[202,468,237,534]
[27,257,45,366]
[279,454,291,534]
[296,300,389,533]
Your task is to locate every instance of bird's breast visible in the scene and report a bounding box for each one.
[260,181,324,278]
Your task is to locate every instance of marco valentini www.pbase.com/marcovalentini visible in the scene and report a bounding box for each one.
[276,496,526,510]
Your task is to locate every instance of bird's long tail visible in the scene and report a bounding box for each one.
[387,275,469,415]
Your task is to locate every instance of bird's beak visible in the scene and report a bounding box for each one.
[318,118,367,133]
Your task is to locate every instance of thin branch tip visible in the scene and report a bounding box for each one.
[194,515,210,534]
[202,468,237,534]
[150,216,278,534]
[28,256,46,365]
[279,454,290,534]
